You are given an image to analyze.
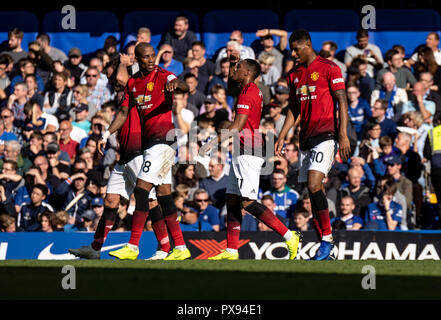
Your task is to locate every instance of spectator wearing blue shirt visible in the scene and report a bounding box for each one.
[368,99,397,139]
[0,118,17,142]
[193,189,220,231]
[179,202,213,232]
[156,44,184,77]
[332,196,363,230]
[17,184,53,232]
[9,59,45,94]
[199,155,229,210]
[365,180,403,231]
[262,169,299,222]
[208,57,234,107]
[346,83,372,141]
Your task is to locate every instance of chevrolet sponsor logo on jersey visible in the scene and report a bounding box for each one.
[135,94,152,105]
[296,85,316,95]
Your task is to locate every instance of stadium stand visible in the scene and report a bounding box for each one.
[42,11,120,57]
[202,10,280,59]
[367,9,441,57]
[0,7,440,244]
[283,9,360,59]
[0,11,39,52]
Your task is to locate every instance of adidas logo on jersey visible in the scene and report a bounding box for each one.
[132,87,137,92]
[294,77,299,83]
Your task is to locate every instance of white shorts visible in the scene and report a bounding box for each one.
[298,139,338,183]
[107,155,143,200]
[226,155,265,200]
[137,144,175,187]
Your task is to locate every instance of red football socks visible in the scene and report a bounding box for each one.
[164,213,185,247]
[316,209,332,237]
[91,207,118,251]
[152,218,171,253]
[128,210,149,246]
[227,220,241,250]
[245,201,288,236]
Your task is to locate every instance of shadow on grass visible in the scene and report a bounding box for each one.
[1,267,440,300]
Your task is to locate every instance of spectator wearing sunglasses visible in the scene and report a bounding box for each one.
[193,189,220,231]
[84,66,111,110]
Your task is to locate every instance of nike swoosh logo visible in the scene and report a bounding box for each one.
[38,242,127,260]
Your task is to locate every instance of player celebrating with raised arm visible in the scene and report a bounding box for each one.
[100,42,189,261]
[275,29,351,260]
[201,51,302,260]
[68,56,176,261]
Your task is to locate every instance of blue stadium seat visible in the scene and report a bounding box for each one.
[122,11,200,51]
[202,10,280,59]
[0,11,38,52]
[283,9,360,57]
[367,9,441,57]
[42,11,120,59]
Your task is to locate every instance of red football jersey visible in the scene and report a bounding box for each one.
[286,56,345,150]
[121,66,177,148]
[117,104,142,164]
[235,82,264,151]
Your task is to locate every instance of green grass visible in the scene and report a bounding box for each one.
[1,260,440,300]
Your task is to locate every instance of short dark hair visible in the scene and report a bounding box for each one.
[33,183,49,197]
[272,168,286,177]
[24,98,41,114]
[261,194,275,203]
[37,33,50,44]
[381,176,398,196]
[135,42,154,57]
[183,73,197,81]
[318,49,331,59]
[385,49,400,62]
[289,28,311,44]
[244,58,261,81]
[3,160,17,171]
[191,41,205,50]
[219,57,230,65]
[375,98,389,110]
[104,35,118,49]
[294,206,309,218]
[356,29,369,39]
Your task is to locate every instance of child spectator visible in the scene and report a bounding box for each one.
[0,214,16,232]
[288,206,312,232]
[17,183,53,232]
[365,179,403,231]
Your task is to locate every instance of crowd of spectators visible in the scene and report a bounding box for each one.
[0,16,440,234]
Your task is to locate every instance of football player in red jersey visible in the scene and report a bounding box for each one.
[201,51,302,260]
[276,29,351,260]
[97,42,191,261]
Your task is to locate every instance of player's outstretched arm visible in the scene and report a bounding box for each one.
[227,50,242,97]
[116,54,130,87]
[334,89,351,161]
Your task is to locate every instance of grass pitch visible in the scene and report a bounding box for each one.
[1,260,440,300]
